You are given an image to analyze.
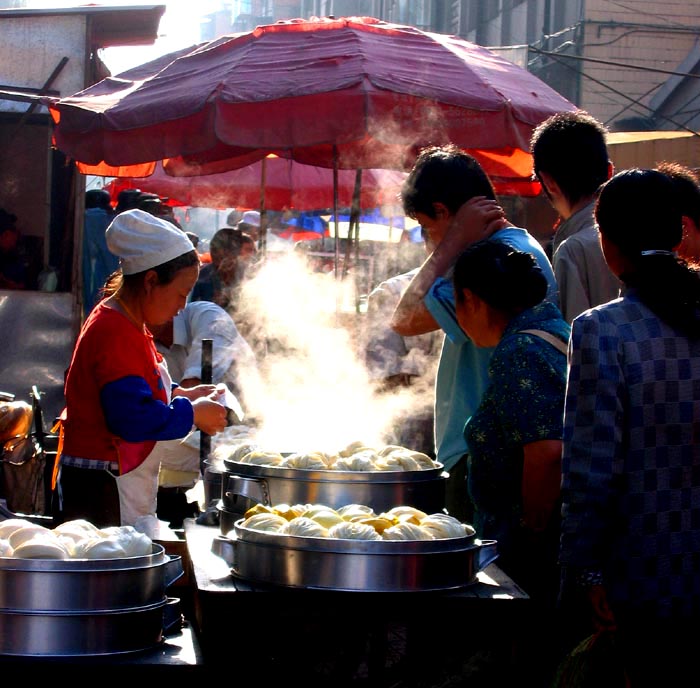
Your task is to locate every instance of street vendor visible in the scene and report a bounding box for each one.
[52,209,227,528]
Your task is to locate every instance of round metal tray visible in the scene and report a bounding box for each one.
[219,519,498,592]
[0,544,183,612]
[219,460,448,528]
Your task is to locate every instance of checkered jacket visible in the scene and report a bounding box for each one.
[560,290,700,618]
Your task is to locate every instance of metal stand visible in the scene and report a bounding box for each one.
[196,339,218,525]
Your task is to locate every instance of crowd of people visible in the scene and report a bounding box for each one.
[388,112,700,686]
[31,106,700,686]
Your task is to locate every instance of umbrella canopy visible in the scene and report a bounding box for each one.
[325,211,421,243]
[49,15,576,191]
[103,157,406,211]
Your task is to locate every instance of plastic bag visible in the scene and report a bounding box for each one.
[552,629,630,688]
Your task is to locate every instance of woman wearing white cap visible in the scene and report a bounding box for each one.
[52,209,227,528]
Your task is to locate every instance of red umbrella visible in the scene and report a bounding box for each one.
[48,15,576,190]
[102,156,406,211]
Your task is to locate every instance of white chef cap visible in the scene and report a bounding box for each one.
[106,209,194,275]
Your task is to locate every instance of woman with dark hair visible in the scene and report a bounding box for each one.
[559,168,700,686]
[54,209,227,528]
[453,239,570,602]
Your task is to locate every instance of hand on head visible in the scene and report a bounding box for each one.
[445,196,506,250]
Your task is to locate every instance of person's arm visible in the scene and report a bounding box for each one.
[391,197,505,336]
[521,439,562,532]
[390,255,442,336]
[365,278,411,381]
[102,376,227,439]
[101,376,195,441]
[553,241,591,324]
[560,312,624,588]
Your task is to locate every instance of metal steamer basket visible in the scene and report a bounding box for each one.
[217,520,498,592]
[0,543,183,656]
[217,458,448,535]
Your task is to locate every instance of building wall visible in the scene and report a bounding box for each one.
[0,15,88,114]
[579,0,700,128]
[0,15,88,247]
[471,0,700,132]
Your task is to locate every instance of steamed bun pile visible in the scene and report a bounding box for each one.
[219,440,439,472]
[0,518,153,560]
[238,503,475,542]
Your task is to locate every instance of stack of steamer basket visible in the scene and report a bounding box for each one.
[213,441,497,592]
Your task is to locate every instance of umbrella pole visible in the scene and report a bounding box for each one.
[343,169,362,312]
[333,146,340,282]
[259,156,267,257]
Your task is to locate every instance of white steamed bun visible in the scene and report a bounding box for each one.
[282,517,329,538]
[328,521,382,541]
[240,513,288,533]
[382,522,434,541]
[0,518,35,540]
[419,513,470,539]
[12,533,70,559]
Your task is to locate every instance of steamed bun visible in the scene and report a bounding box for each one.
[334,453,376,472]
[240,512,288,533]
[225,441,262,463]
[52,519,102,544]
[13,533,70,559]
[8,524,53,550]
[0,518,36,541]
[239,450,285,467]
[419,513,470,539]
[382,522,434,541]
[308,509,345,529]
[99,526,153,557]
[72,535,128,559]
[282,452,329,470]
[282,517,329,538]
[337,504,375,519]
[328,521,382,541]
[385,506,428,525]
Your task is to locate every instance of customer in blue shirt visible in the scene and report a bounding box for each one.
[391,145,558,523]
[82,189,117,317]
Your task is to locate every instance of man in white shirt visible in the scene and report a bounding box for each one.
[148,300,259,525]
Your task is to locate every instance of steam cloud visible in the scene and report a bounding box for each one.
[228,250,437,455]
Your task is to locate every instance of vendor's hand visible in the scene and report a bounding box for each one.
[445,196,506,249]
[191,396,227,435]
[179,376,203,389]
[172,383,217,402]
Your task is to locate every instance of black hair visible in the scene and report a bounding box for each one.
[102,250,199,299]
[401,144,497,219]
[85,189,112,210]
[210,227,256,256]
[115,189,143,214]
[453,239,547,318]
[531,111,610,206]
[595,168,700,337]
[656,161,700,227]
